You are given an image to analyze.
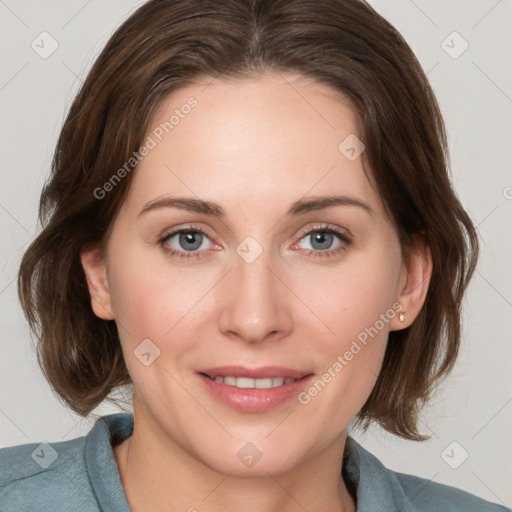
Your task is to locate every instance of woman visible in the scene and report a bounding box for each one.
[0,0,508,510]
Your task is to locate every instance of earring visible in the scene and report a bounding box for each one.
[399,312,405,322]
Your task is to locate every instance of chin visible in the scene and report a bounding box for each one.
[193,437,306,477]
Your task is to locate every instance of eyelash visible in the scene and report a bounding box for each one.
[158,224,352,260]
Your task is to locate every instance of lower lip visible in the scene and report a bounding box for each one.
[197,373,315,412]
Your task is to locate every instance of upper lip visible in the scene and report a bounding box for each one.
[197,366,314,380]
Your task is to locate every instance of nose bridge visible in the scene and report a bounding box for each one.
[218,239,291,343]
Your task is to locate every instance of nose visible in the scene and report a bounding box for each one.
[217,245,293,345]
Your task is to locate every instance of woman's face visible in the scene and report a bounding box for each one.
[83,71,424,476]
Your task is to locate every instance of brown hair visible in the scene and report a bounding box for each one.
[18,0,478,440]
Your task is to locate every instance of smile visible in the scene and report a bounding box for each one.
[203,375,297,389]
[196,366,315,412]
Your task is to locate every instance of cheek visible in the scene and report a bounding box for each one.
[107,265,208,405]
[108,269,163,340]
[107,248,221,362]
[295,248,402,344]
[291,247,402,410]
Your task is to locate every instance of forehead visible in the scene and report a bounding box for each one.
[123,71,383,218]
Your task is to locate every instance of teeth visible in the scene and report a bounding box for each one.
[209,375,298,389]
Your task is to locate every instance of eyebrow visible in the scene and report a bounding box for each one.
[138,194,373,218]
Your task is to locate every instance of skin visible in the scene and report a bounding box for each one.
[81,71,432,512]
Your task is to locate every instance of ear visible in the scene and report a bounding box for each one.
[389,234,432,331]
[80,246,115,320]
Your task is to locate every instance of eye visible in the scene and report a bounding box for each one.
[294,225,351,258]
[158,224,351,260]
[159,227,215,259]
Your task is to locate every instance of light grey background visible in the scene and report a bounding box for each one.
[1,0,511,507]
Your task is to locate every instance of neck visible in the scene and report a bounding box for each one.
[113,395,356,512]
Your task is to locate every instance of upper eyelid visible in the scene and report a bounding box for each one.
[296,224,351,240]
[161,223,214,239]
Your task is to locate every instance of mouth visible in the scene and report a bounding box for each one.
[196,365,315,412]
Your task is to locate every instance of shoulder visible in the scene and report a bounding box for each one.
[345,437,510,511]
[394,470,510,512]
[0,423,100,511]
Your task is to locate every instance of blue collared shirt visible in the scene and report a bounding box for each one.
[0,413,509,511]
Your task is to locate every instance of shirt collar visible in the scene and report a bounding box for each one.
[344,436,420,511]
[84,413,132,511]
